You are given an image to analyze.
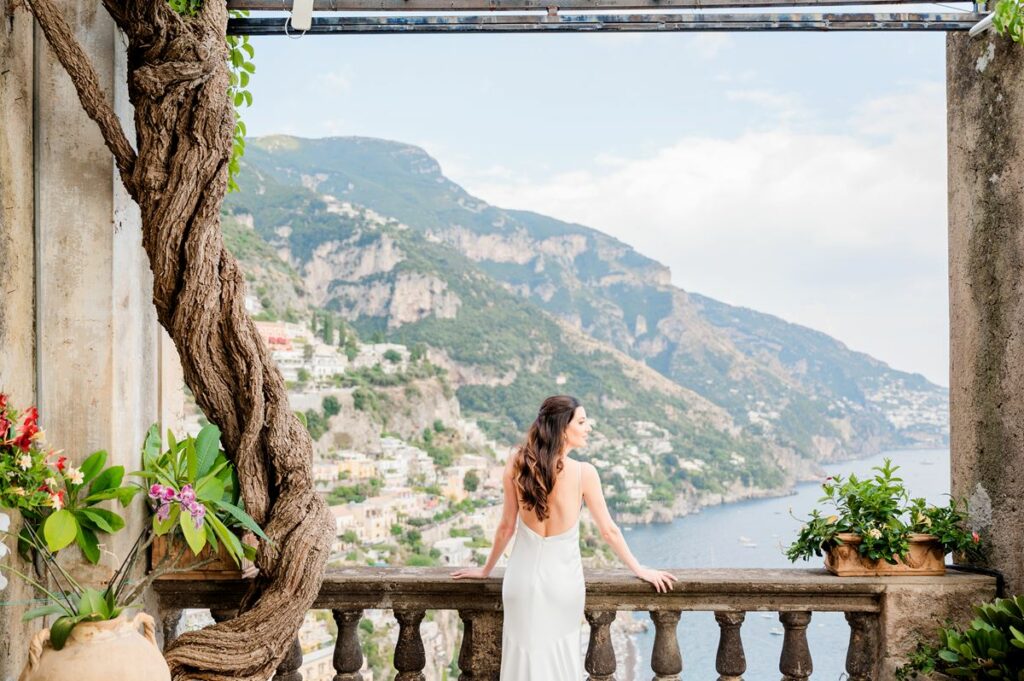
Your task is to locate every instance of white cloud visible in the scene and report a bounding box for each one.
[454,83,949,384]
[317,69,354,94]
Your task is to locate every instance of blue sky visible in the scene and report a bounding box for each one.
[245,27,954,385]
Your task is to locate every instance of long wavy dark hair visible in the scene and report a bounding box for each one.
[513,395,581,521]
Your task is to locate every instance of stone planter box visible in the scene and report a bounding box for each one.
[824,532,946,576]
[150,534,250,580]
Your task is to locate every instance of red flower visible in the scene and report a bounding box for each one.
[972,531,980,543]
[55,455,67,472]
[14,407,40,451]
[0,393,7,410]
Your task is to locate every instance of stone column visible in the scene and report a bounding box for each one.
[948,31,1024,595]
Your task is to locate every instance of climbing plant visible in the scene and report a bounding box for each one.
[168,0,255,192]
[994,0,1024,42]
[20,1,332,680]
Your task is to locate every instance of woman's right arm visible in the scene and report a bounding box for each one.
[451,455,519,579]
[581,462,677,593]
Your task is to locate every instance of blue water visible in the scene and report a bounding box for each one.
[624,448,951,680]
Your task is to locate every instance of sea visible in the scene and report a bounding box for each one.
[622,447,951,680]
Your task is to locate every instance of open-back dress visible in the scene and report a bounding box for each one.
[500,462,585,680]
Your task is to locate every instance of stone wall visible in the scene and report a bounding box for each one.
[0,2,38,676]
[948,32,1024,596]
[0,2,183,678]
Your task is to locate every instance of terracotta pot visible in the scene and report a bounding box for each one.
[824,532,946,576]
[150,533,251,580]
[19,612,169,681]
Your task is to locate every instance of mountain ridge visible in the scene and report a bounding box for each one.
[220,133,948,513]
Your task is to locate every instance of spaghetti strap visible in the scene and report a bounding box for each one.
[577,461,583,512]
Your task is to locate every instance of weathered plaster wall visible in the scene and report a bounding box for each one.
[0,2,183,677]
[0,2,38,678]
[948,32,1024,595]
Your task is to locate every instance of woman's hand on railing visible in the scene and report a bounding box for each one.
[635,567,677,593]
[451,567,490,579]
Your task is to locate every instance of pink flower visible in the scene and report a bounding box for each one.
[972,531,980,543]
[156,502,171,522]
[148,483,178,502]
[49,490,64,510]
[190,503,206,529]
[179,484,196,505]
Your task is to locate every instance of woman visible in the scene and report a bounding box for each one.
[452,395,676,679]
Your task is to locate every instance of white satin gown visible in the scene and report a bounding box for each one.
[500,463,586,680]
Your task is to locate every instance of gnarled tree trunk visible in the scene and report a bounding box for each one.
[24,1,334,679]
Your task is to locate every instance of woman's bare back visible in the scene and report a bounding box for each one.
[516,456,583,538]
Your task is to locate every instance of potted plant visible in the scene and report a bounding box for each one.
[0,395,168,681]
[895,595,1024,679]
[1,397,268,680]
[786,459,982,576]
[136,422,268,579]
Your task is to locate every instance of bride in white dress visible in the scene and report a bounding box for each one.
[452,395,676,679]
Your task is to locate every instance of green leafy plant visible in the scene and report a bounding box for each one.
[135,423,268,565]
[896,595,1024,679]
[0,395,139,563]
[786,458,982,564]
[2,411,270,650]
[994,0,1024,43]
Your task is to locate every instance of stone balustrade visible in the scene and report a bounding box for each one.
[153,567,996,680]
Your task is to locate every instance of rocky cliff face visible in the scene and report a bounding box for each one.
[221,134,948,506]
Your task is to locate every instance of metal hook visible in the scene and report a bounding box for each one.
[284,15,310,38]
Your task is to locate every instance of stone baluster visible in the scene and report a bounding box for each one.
[274,635,303,681]
[332,609,365,681]
[393,608,427,681]
[714,611,746,681]
[844,611,880,681]
[160,608,183,650]
[585,610,617,681]
[457,609,502,681]
[778,611,812,681]
[649,610,682,681]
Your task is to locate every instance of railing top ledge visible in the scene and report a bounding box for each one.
[152,566,995,614]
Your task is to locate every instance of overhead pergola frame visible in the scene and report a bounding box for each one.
[226,0,987,33]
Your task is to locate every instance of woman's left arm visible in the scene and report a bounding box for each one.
[452,455,520,579]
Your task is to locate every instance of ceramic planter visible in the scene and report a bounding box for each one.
[19,612,170,681]
[824,532,946,576]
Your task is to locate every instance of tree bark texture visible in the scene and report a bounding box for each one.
[24,1,335,679]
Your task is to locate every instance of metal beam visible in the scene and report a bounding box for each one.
[227,0,941,10]
[228,12,981,33]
